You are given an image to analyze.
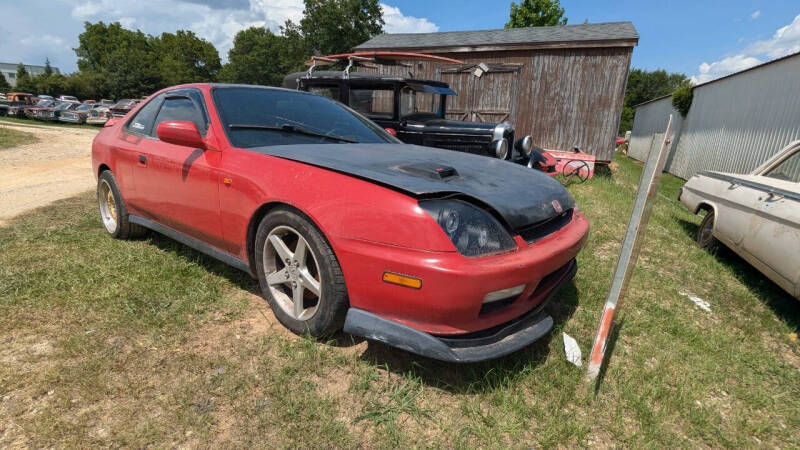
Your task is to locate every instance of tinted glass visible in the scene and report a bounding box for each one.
[127,94,163,136]
[400,87,442,119]
[349,88,394,119]
[765,151,800,183]
[213,87,396,148]
[153,91,208,137]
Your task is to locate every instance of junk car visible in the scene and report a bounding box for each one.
[284,53,538,165]
[679,140,800,299]
[92,83,589,362]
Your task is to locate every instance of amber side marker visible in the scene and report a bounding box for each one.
[382,272,422,289]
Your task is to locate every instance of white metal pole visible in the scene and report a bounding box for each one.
[586,115,674,380]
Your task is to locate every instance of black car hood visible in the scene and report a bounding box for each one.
[253,143,574,229]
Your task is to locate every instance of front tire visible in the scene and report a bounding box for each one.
[254,208,348,337]
[696,209,718,249]
[97,170,144,239]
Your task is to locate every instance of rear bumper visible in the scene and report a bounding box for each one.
[343,259,576,362]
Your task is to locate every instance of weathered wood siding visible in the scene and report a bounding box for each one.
[361,47,633,162]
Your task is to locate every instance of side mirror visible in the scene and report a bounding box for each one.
[156,121,206,149]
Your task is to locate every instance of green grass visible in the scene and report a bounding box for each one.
[0,115,101,130]
[0,126,38,149]
[0,154,798,447]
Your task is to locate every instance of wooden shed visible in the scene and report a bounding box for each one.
[355,22,638,162]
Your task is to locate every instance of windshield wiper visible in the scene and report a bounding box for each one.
[228,124,357,143]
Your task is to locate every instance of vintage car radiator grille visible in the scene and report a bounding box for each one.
[517,209,573,243]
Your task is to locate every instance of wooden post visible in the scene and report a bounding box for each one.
[586,115,674,380]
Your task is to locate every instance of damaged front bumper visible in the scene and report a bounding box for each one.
[343,259,576,363]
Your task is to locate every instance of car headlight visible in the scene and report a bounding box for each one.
[420,199,516,257]
[515,135,533,156]
[492,139,508,159]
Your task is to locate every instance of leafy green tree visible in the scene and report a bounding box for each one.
[219,27,307,86]
[75,21,161,98]
[618,69,688,134]
[44,58,54,76]
[505,0,567,28]
[0,72,10,92]
[15,63,35,92]
[299,0,384,55]
[156,30,221,85]
[671,81,693,117]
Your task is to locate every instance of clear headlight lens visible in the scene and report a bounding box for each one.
[420,199,516,257]
[515,135,533,156]
[492,139,508,159]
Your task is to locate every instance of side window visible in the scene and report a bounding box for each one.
[126,94,163,136]
[309,86,340,100]
[765,151,800,183]
[153,90,209,137]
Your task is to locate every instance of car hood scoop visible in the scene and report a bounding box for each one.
[252,143,574,229]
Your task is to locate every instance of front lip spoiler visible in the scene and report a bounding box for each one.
[343,260,577,363]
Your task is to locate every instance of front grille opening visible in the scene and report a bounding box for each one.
[479,296,517,316]
[517,209,573,243]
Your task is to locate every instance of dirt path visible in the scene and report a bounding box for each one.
[0,122,99,226]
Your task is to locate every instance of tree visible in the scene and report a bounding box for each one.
[15,63,35,93]
[0,72,10,92]
[618,69,688,134]
[44,58,54,76]
[671,81,694,117]
[75,21,161,98]
[156,30,221,85]
[219,27,307,86]
[505,0,567,28]
[299,0,383,55]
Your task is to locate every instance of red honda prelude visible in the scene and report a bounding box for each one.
[92,83,589,362]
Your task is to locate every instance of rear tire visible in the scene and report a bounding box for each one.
[254,207,348,337]
[97,170,145,239]
[696,209,718,249]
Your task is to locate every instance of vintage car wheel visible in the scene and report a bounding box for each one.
[255,208,348,337]
[696,210,718,249]
[96,171,145,239]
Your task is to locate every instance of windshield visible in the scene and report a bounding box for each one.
[37,100,54,107]
[213,87,398,148]
[77,104,92,111]
[400,86,444,120]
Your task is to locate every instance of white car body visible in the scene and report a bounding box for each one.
[679,140,800,299]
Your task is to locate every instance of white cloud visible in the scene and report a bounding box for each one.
[380,3,438,33]
[691,13,800,84]
[690,54,761,84]
[750,10,761,20]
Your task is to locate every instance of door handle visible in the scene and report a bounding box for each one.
[138,155,147,166]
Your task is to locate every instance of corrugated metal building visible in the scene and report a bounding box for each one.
[630,51,800,179]
[0,62,60,88]
[355,22,639,162]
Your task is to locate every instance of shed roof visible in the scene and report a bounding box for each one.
[356,21,638,52]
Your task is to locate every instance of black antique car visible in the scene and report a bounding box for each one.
[283,55,534,163]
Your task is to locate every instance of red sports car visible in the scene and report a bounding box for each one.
[92,83,589,362]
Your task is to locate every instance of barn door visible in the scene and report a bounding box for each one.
[437,64,521,124]
[438,69,474,121]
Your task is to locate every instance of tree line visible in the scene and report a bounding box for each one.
[6,0,383,100]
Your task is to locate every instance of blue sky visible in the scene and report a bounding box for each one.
[1,0,799,84]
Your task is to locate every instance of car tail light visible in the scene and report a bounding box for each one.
[384,127,397,136]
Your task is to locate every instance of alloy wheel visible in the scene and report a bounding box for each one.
[262,225,323,321]
[98,179,118,233]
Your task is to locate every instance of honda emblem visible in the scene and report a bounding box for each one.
[552,200,563,214]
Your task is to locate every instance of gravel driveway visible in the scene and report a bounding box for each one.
[0,122,98,225]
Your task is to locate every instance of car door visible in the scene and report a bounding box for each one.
[113,93,166,213]
[741,149,800,295]
[133,89,225,249]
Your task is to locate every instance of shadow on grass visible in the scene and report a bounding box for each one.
[677,218,800,332]
[353,282,581,394]
[145,231,259,294]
